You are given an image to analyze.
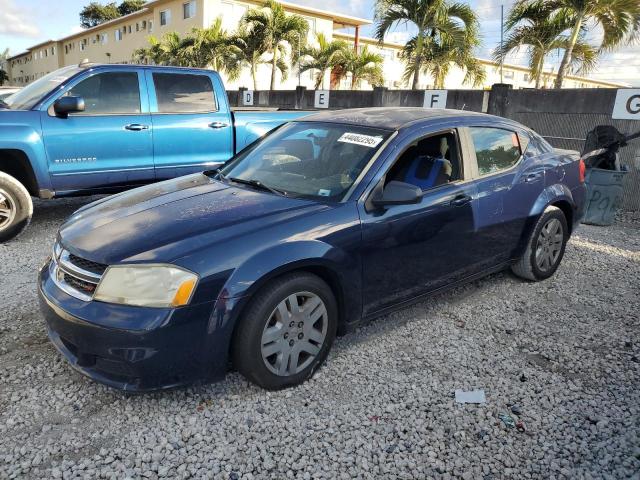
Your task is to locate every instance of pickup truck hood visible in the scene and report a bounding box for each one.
[59,174,324,265]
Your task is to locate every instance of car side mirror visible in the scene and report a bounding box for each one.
[53,96,85,118]
[372,181,423,207]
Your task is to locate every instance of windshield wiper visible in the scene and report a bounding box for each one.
[228,177,287,196]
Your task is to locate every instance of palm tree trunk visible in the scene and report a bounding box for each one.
[270,49,277,90]
[554,16,583,89]
[534,57,543,89]
[351,74,357,90]
[411,33,424,90]
[252,63,258,90]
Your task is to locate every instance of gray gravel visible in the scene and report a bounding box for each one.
[1,198,639,479]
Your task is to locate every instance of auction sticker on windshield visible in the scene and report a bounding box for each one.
[338,132,383,148]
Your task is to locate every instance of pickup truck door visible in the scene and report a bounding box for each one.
[145,70,234,179]
[40,68,154,193]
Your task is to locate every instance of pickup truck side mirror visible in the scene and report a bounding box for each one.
[371,180,423,207]
[53,96,85,118]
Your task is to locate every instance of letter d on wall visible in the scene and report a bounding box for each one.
[612,89,640,120]
[242,90,254,106]
[423,90,448,109]
[314,90,329,109]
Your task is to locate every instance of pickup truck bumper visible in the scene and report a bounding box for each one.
[38,259,226,392]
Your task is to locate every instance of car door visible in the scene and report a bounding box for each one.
[41,68,154,193]
[146,70,234,179]
[357,127,480,316]
[466,126,546,263]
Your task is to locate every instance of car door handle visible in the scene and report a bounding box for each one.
[523,173,542,183]
[124,124,149,131]
[450,194,472,207]
[209,122,229,129]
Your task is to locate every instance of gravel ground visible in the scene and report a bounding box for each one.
[1,198,639,480]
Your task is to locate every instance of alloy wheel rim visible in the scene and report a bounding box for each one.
[261,291,328,377]
[0,189,16,231]
[535,218,563,273]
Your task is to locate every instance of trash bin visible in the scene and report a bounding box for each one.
[582,166,628,226]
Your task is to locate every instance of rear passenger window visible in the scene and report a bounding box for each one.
[153,73,216,113]
[66,72,141,115]
[470,127,522,176]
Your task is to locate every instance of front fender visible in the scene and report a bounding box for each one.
[0,116,52,193]
[199,239,361,381]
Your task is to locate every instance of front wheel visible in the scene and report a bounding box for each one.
[232,272,337,390]
[0,172,33,243]
[511,205,568,281]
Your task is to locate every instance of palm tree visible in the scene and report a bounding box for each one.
[517,0,640,88]
[189,18,242,80]
[0,69,8,86]
[401,32,485,88]
[375,0,481,90]
[241,0,309,90]
[299,33,349,89]
[232,27,267,90]
[494,1,597,88]
[336,47,384,89]
[133,32,193,66]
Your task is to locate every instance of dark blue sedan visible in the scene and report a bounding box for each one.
[38,108,586,391]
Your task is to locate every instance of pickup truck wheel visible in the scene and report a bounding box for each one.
[511,206,568,281]
[232,272,337,390]
[0,172,33,243]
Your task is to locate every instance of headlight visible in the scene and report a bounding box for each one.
[94,265,198,308]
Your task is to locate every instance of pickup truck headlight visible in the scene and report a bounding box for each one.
[94,265,198,308]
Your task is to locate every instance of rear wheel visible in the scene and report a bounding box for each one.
[232,272,337,390]
[512,206,568,281]
[0,172,33,243]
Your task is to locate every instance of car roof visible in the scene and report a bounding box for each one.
[298,107,502,130]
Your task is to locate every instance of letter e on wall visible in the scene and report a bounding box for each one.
[315,90,329,109]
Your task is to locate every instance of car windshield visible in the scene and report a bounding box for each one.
[3,66,84,110]
[219,121,392,201]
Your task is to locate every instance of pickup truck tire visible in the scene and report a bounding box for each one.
[0,172,33,243]
[511,205,568,281]
[232,272,337,390]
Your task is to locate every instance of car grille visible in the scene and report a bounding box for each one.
[67,253,108,276]
[51,243,106,301]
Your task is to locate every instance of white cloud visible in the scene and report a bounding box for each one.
[0,0,40,38]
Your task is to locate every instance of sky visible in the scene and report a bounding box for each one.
[1,0,638,86]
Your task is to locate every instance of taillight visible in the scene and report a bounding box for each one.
[579,158,586,183]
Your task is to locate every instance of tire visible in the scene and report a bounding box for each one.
[0,171,33,243]
[511,205,568,281]
[232,272,338,390]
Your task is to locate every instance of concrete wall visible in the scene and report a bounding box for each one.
[229,86,640,210]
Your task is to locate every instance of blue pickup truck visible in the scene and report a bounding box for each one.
[0,63,307,241]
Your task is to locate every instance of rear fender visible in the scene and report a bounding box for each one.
[515,183,575,256]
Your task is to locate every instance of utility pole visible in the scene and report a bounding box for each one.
[500,4,504,83]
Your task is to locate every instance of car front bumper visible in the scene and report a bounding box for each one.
[38,259,225,392]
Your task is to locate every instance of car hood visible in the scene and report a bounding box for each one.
[59,174,326,265]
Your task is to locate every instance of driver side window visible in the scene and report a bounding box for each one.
[385,131,462,191]
[65,72,141,115]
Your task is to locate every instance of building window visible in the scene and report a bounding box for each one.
[101,33,108,45]
[136,22,140,31]
[51,46,56,55]
[183,1,196,19]
[115,29,122,41]
[503,70,514,79]
[523,73,530,82]
[80,41,86,51]
[160,9,171,26]
[148,20,153,32]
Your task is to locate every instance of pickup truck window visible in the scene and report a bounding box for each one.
[65,72,141,115]
[152,73,216,113]
[3,66,83,110]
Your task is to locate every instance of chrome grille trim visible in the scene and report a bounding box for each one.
[50,244,105,302]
